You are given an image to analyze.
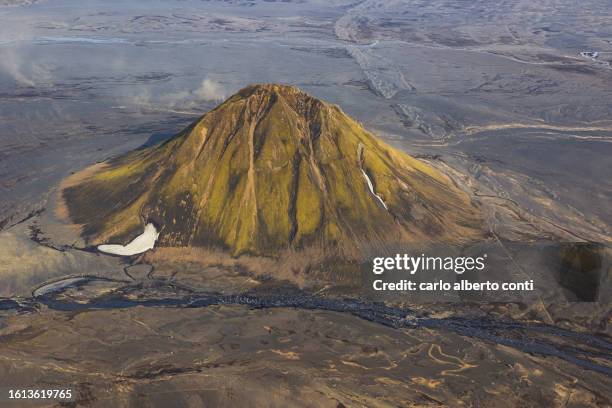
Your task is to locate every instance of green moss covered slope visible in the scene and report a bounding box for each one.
[64,84,483,256]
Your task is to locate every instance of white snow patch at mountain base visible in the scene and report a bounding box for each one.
[98,223,159,256]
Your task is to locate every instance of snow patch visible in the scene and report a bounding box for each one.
[361,169,388,210]
[98,223,159,256]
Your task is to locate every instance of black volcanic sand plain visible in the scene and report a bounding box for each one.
[0,0,611,407]
[0,304,610,407]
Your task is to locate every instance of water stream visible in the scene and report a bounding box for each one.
[1,290,610,376]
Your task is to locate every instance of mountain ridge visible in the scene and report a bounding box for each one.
[63,84,483,257]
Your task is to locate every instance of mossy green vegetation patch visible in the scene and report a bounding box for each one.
[64,84,483,255]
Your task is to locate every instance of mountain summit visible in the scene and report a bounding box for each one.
[64,84,482,256]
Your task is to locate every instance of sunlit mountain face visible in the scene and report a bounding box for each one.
[64,84,482,257]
